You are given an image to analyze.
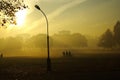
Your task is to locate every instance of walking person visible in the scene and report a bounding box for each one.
[0,53,3,58]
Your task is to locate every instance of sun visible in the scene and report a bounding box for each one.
[15,9,27,26]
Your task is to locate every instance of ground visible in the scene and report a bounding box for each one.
[0,53,120,80]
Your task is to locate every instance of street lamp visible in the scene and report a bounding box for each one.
[35,5,51,72]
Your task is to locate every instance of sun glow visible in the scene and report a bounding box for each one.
[15,9,27,26]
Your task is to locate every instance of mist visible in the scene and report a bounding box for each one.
[0,30,87,57]
[1,21,120,58]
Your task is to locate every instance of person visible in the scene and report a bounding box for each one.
[68,51,72,56]
[65,51,68,56]
[0,53,3,58]
[63,51,65,57]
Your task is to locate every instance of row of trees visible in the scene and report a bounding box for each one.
[51,31,88,48]
[98,21,120,48]
[0,31,88,51]
[0,36,23,50]
[25,31,88,48]
[1,20,119,51]
[0,21,119,51]
[0,0,119,50]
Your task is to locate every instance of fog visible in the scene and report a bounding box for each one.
[0,21,120,57]
[0,20,120,58]
[0,30,88,57]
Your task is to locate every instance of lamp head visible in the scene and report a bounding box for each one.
[35,5,40,10]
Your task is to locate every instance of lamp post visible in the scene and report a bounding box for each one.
[35,5,51,72]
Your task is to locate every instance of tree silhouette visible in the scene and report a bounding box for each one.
[0,0,28,27]
[98,29,115,48]
[72,33,88,47]
[114,21,120,46]
[0,38,5,50]
[52,31,88,48]
[4,37,23,50]
[26,34,53,48]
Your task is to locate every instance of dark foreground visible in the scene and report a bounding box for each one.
[0,54,120,80]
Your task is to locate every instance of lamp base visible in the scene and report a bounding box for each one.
[47,58,51,72]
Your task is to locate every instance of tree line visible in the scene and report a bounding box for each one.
[0,21,120,51]
[0,31,88,51]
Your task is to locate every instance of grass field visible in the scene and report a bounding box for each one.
[0,53,120,80]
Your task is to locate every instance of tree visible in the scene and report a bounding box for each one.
[0,38,5,50]
[52,31,88,48]
[27,34,53,48]
[31,34,47,48]
[4,37,23,50]
[98,29,115,48]
[72,33,88,47]
[0,0,28,27]
[114,21,120,46]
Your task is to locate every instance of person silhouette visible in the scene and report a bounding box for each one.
[0,53,3,58]
[68,51,71,56]
[65,51,68,56]
[63,51,65,57]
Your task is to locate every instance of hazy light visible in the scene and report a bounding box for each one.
[15,9,27,26]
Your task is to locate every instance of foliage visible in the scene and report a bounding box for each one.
[114,21,120,46]
[52,31,88,48]
[24,31,88,48]
[26,34,53,48]
[0,0,28,27]
[0,31,88,51]
[98,21,120,48]
[0,37,23,52]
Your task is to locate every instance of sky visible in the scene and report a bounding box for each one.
[0,0,120,38]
